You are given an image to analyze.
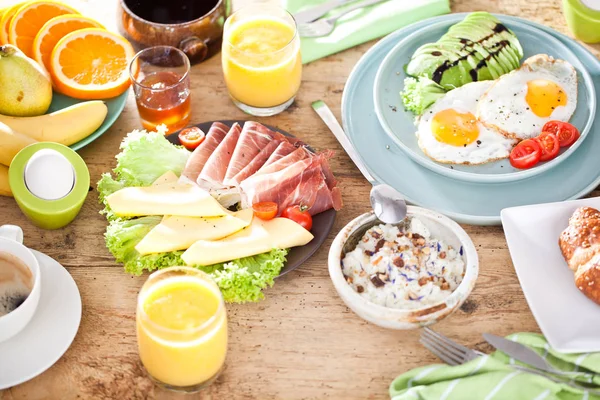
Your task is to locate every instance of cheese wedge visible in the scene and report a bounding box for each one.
[135,209,254,255]
[181,217,314,266]
[152,171,178,186]
[106,182,229,217]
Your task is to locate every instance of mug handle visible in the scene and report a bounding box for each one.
[0,225,24,244]
[179,37,208,64]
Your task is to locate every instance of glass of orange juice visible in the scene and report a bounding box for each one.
[129,46,191,134]
[136,267,227,392]
[222,5,302,116]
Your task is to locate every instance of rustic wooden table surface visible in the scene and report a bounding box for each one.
[1,0,599,399]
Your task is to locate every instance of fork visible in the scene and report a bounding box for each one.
[420,328,600,395]
[297,0,390,38]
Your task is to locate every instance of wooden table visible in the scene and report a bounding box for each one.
[1,0,599,399]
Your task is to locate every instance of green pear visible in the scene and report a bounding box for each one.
[0,45,53,117]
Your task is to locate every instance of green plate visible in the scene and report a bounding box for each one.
[47,90,128,151]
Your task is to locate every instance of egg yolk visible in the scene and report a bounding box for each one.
[431,109,479,147]
[525,79,567,118]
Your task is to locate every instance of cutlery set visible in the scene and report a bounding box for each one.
[421,328,600,394]
[294,0,389,37]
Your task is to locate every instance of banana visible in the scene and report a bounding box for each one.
[0,121,37,166]
[0,164,12,197]
[0,101,108,146]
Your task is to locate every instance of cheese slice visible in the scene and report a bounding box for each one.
[181,217,314,266]
[135,209,253,255]
[106,182,229,217]
[152,171,178,186]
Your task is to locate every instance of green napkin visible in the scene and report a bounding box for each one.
[390,333,600,400]
[283,0,450,64]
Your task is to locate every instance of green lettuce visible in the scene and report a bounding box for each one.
[99,126,287,303]
[401,76,448,115]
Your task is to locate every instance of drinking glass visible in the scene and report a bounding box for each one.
[136,267,227,392]
[222,5,302,116]
[129,46,191,133]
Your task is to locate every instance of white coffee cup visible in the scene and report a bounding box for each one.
[0,225,41,343]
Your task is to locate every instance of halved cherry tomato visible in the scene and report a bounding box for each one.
[281,205,313,231]
[541,121,580,148]
[252,202,278,220]
[509,139,542,169]
[178,127,206,151]
[534,132,560,162]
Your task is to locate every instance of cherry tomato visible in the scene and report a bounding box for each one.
[281,205,313,231]
[509,139,542,169]
[541,121,580,148]
[252,202,278,220]
[178,127,206,151]
[534,132,560,162]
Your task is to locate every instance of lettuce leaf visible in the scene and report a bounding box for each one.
[99,126,287,303]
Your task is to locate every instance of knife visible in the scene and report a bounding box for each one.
[483,333,554,371]
[293,0,350,24]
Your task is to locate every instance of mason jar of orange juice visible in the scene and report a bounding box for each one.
[136,267,227,392]
[222,5,302,116]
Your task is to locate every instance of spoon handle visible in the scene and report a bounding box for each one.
[312,100,376,184]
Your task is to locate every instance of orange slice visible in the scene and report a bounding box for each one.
[0,3,23,45]
[50,28,135,99]
[33,14,103,73]
[8,1,78,57]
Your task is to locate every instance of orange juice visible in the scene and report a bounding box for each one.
[222,7,301,115]
[136,267,227,391]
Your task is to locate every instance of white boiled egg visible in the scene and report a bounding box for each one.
[24,149,75,200]
[477,54,577,140]
[416,81,517,165]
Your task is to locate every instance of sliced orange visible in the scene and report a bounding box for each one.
[50,28,135,99]
[33,14,103,73]
[9,1,78,57]
[0,3,23,45]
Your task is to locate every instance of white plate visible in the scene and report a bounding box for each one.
[501,197,600,353]
[0,250,82,389]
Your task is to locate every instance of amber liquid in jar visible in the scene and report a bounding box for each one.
[135,71,191,133]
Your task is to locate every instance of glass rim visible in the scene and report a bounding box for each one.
[137,266,225,336]
[223,5,298,57]
[129,46,191,91]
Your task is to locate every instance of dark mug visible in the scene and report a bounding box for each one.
[117,0,231,64]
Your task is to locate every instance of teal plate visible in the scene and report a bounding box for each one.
[373,17,596,183]
[48,91,128,151]
[342,13,600,225]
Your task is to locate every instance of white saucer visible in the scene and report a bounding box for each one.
[0,250,82,389]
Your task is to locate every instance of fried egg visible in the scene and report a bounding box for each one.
[477,54,577,140]
[417,81,517,165]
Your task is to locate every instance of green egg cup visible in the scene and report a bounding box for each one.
[9,143,90,230]
[563,0,600,43]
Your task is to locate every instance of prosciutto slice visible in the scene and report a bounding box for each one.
[261,142,296,168]
[254,147,308,177]
[223,122,287,186]
[197,123,241,187]
[240,152,343,216]
[181,122,228,181]
[228,139,282,186]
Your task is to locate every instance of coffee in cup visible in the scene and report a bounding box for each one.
[0,251,33,317]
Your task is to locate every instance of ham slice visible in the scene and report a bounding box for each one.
[181,122,228,181]
[254,147,308,177]
[223,122,287,186]
[228,139,282,186]
[197,123,241,187]
[240,152,343,216]
[262,142,296,168]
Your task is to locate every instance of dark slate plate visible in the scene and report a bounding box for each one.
[167,120,336,277]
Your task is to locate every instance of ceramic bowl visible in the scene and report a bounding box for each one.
[328,207,478,329]
[562,0,600,43]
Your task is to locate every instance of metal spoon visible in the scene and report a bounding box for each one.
[312,100,407,224]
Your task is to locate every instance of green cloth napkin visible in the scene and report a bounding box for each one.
[282,0,450,64]
[390,333,600,400]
